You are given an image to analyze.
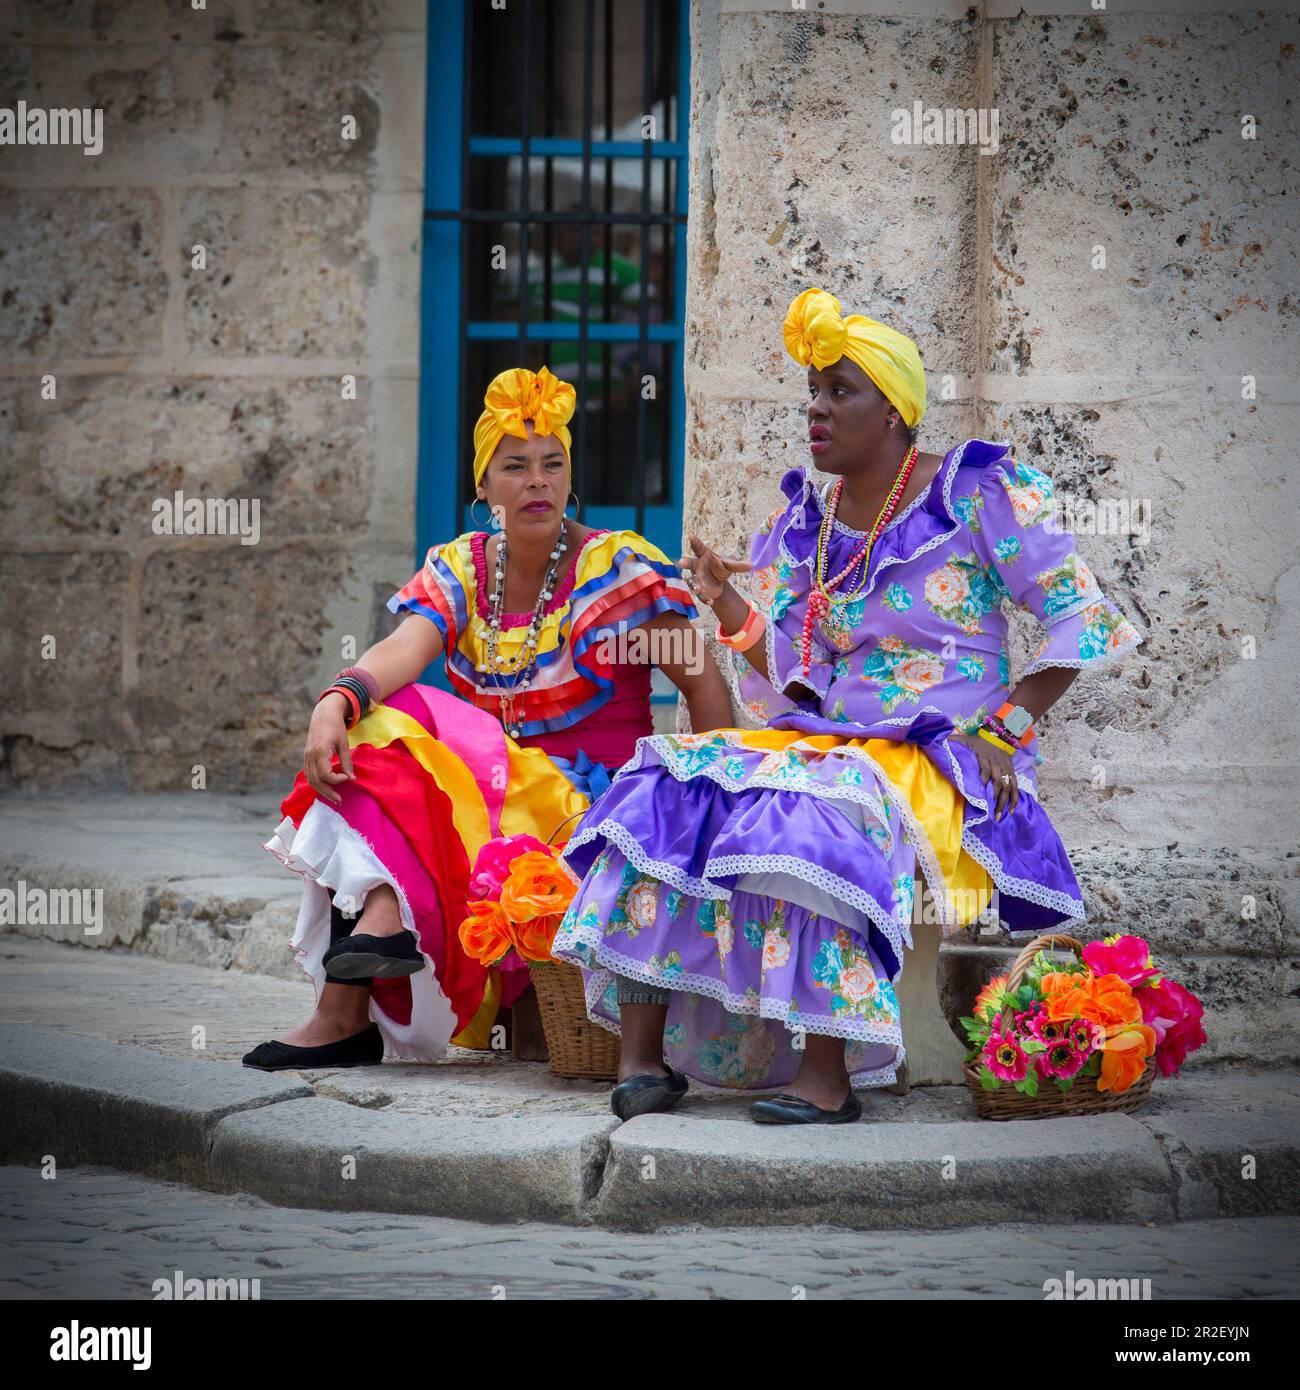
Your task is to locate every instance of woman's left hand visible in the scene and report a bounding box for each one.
[949,731,1020,822]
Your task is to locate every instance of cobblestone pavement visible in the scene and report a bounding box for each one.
[2,1167,1296,1300]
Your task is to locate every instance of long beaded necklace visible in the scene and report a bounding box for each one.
[798,444,919,677]
[479,520,569,738]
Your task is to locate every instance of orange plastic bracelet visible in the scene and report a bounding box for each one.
[716,604,765,652]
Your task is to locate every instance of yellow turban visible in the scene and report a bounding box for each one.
[782,287,927,429]
[472,366,577,488]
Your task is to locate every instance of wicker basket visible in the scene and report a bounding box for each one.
[963,932,1156,1121]
[528,958,621,1081]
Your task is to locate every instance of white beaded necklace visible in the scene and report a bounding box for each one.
[479,519,569,738]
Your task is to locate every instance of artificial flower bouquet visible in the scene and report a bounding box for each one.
[457,833,580,967]
[960,933,1206,1119]
[457,832,621,1080]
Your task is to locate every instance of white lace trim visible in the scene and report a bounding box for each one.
[958,827,1087,922]
[626,735,895,835]
[1022,630,1144,677]
[563,817,732,900]
[263,809,420,937]
[552,924,906,1083]
[704,852,911,964]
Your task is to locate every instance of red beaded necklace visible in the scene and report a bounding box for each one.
[799,444,919,677]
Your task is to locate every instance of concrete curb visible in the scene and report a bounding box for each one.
[0,1023,311,1187]
[591,1113,1176,1231]
[3,1022,1297,1231]
[210,1100,617,1225]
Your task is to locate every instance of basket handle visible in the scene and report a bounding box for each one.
[545,808,588,847]
[999,932,1084,1029]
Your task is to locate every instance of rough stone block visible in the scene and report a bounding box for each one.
[1,375,376,542]
[182,189,375,358]
[695,11,982,384]
[132,543,346,790]
[0,42,221,184]
[1138,1109,1300,1221]
[987,10,1296,378]
[0,191,168,358]
[212,40,380,176]
[0,552,129,785]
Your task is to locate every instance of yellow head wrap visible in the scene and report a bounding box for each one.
[782,287,927,429]
[472,365,577,488]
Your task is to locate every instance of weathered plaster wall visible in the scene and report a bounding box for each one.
[1,0,425,790]
[684,0,1299,1063]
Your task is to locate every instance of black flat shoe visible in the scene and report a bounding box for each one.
[322,931,426,980]
[748,1090,862,1125]
[242,1023,384,1071]
[610,1066,689,1121]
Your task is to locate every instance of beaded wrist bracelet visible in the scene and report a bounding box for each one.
[976,726,1016,755]
[981,713,1017,745]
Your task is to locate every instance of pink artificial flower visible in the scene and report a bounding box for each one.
[1139,976,1207,1077]
[1024,1004,1071,1048]
[1037,1039,1089,1081]
[984,1028,1030,1083]
[468,833,550,899]
[1082,934,1160,989]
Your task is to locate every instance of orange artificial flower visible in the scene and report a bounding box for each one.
[1042,969,1156,1093]
[973,973,1009,1021]
[499,851,578,923]
[1096,1021,1158,1094]
[1042,970,1141,1033]
[458,899,515,966]
[511,912,562,963]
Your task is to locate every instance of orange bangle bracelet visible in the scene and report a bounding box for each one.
[716,604,765,652]
[319,684,361,728]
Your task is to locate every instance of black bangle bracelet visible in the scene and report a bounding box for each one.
[333,674,371,721]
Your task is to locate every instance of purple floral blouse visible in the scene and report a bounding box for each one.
[724,439,1144,789]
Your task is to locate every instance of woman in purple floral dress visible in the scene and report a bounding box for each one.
[551,288,1144,1124]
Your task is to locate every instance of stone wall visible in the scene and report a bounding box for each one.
[682,0,1299,1064]
[1,0,426,791]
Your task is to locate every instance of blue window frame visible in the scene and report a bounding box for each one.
[418,0,690,580]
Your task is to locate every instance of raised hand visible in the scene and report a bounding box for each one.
[678,531,753,607]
